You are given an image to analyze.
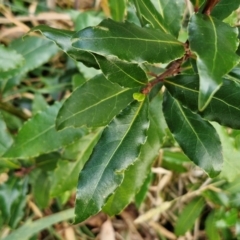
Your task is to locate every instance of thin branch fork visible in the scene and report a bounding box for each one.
[202,0,220,15]
[142,43,191,95]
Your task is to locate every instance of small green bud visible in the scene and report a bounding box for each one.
[133,92,145,102]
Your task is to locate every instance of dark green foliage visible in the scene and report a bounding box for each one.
[1,1,240,238]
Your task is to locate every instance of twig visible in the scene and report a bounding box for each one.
[0,5,30,32]
[0,12,71,24]
[0,101,30,120]
[202,0,220,16]
[142,42,191,95]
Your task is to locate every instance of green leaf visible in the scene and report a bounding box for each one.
[75,99,149,223]
[175,197,205,236]
[32,93,48,115]
[11,36,59,76]
[205,212,221,240]
[32,171,51,209]
[213,123,240,182]
[72,19,185,64]
[3,102,86,159]
[109,0,126,22]
[93,54,148,88]
[0,176,28,228]
[31,25,99,68]
[165,75,240,129]
[211,0,240,20]
[163,91,223,177]
[162,150,190,173]
[2,208,74,240]
[134,172,152,208]
[150,0,185,37]
[103,94,163,215]
[132,0,168,32]
[56,74,138,130]
[35,152,60,171]
[51,129,102,196]
[0,113,13,156]
[0,44,24,76]
[188,14,239,110]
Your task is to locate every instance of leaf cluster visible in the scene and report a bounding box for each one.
[1,0,240,238]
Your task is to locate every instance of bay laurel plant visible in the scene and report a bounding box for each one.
[3,0,240,223]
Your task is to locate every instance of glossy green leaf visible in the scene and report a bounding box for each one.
[75,99,149,223]
[150,0,185,37]
[205,212,221,240]
[30,25,73,52]
[211,0,240,20]
[93,54,148,88]
[103,94,163,215]
[165,75,240,129]
[132,0,167,32]
[3,102,86,159]
[31,25,98,68]
[3,208,74,240]
[72,19,185,64]
[175,197,205,236]
[56,74,138,130]
[10,36,59,76]
[0,113,13,156]
[0,176,28,228]
[163,91,223,177]
[213,123,240,182]
[51,129,102,196]
[132,0,185,38]
[109,0,126,22]
[188,13,239,110]
[0,45,24,74]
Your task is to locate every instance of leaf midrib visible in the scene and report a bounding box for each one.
[139,0,167,33]
[209,16,218,74]
[73,37,181,45]
[108,59,146,85]
[58,88,132,126]
[79,101,145,217]
[165,80,240,112]
[5,125,54,155]
[173,99,210,159]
